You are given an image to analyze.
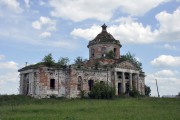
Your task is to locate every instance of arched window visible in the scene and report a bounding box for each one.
[91,48,94,57]
[101,47,106,57]
[101,47,106,53]
[77,76,82,90]
[114,48,116,57]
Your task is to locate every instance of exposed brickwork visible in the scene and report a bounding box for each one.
[19,24,145,98]
[39,68,48,87]
[89,44,120,60]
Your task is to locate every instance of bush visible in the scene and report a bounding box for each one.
[42,53,55,66]
[80,90,86,99]
[88,82,115,99]
[145,85,151,96]
[106,50,114,59]
[50,95,57,98]
[129,90,140,97]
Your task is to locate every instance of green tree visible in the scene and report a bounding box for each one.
[145,85,151,96]
[74,56,83,64]
[106,50,114,59]
[121,52,142,70]
[58,57,69,66]
[42,53,55,66]
[94,61,100,70]
[74,56,84,69]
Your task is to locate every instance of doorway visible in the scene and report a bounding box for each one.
[126,82,130,93]
[88,80,94,91]
[118,83,121,95]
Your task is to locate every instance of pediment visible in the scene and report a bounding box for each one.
[116,61,137,70]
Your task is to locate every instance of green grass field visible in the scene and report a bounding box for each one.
[0,95,180,120]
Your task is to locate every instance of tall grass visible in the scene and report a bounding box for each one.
[0,95,180,120]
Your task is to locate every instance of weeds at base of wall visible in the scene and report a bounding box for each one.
[88,82,115,99]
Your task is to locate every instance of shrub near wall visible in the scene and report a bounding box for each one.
[88,82,115,99]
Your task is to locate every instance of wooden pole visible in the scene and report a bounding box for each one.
[155,79,160,97]
[107,68,108,85]
[58,66,60,95]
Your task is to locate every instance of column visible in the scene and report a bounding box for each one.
[19,74,23,94]
[122,72,125,93]
[129,73,132,91]
[143,82,145,95]
[114,71,118,95]
[137,74,140,92]
[114,72,117,82]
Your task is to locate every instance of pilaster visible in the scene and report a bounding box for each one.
[129,73,132,91]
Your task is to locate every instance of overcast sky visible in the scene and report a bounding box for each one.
[0,0,180,96]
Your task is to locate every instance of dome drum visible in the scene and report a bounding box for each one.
[88,24,121,60]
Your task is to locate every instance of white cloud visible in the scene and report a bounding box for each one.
[0,59,19,94]
[113,16,137,23]
[0,0,23,13]
[117,0,170,16]
[108,23,155,44]
[71,25,101,40]
[0,71,19,94]
[146,73,180,96]
[39,0,46,6]
[151,55,180,67]
[0,54,5,60]
[32,21,41,30]
[0,82,19,95]
[71,7,180,44]
[155,7,180,41]
[71,22,155,44]
[164,44,177,50]
[32,16,56,38]
[0,26,78,49]
[39,32,51,38]
[0,61,18,69]
[0,72,19,84]
[49,0,170,22]
[24,0,30,8]
[32,16,56,31]
[155,69,178,77]
[49,0,114,22]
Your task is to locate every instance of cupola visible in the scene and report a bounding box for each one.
[87,24,122,60]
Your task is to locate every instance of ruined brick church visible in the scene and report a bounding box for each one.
[18,24,145,98]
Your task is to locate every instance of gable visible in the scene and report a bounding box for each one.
[116,61,137,70]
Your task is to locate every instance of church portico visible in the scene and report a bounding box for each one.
[114,67,140,95]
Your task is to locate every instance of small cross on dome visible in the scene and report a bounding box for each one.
[101,24,107,31]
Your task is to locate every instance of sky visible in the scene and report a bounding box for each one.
[0,0,180,97]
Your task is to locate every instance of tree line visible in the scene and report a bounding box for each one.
[41,53,84,67]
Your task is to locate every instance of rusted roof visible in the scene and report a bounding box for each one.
[18,63,68,72]
[87,24,121,47]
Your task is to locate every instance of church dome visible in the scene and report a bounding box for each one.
[87,24,121,48]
